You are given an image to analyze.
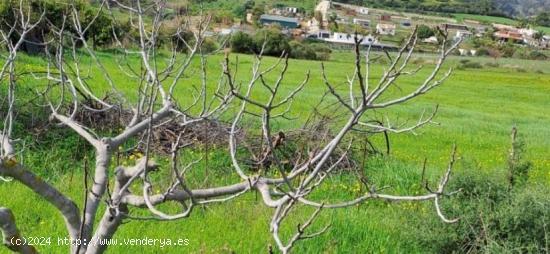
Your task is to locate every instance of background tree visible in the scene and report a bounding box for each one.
[417,24,435,39]
[253,26,290,56]
[230,31,254,53]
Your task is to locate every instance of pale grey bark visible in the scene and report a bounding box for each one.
[0,208,37,254]
[0,163,81,240]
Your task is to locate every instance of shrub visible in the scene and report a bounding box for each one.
[289,41,316,60]
[417,24,435,39]
[512,48,529,59]
[0,0,121,52]
[253,27,290,56]
[409,131,550,253]
[476,47,490,56]
[528,50,548,60]
[495,186,550,252]
[200,37,219,54]
[231,31,331,61]
[309,43,332,61]
[230,31,254,53]
[458,60,483,69]
[485,62,499,68]
[499,44,516,58]
[309,43,332,54]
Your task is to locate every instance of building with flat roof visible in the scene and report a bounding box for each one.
[440,23,470,31]
[259,14,299,29]
[353,18,370,28]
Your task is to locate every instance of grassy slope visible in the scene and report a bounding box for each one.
[1,51,550,253]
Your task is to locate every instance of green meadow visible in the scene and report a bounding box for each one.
[1,50,550,253]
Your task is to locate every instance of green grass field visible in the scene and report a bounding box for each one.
[1,50,550,253]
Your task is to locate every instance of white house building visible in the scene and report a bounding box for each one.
[454,30,473,41]
[358,7,369,15]
[376,23,396,36]
[422,36,438,44]
[353,18,370,28]
[323,32,377,45]
[542,35,550,48]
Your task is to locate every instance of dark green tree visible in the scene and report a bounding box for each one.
[417,24,435,39]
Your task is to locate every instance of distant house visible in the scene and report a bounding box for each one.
[307,30,331,39]
[269,6,299,16]
[422,36,438,44]
[317,30,331,39]
[259,14,299,29]
[455,30,473,41]
[474,25,489,36]
[542,35,550,48]
[345,9,357,16]
[353,18,370,28]
[493,30,523,43]
[322,32,377,46]
[284,7,298,14]
[336,17,350,25]
[219,25,246,36]
[291,29,304,37]
[440,23,469,31]
[321,32,399,50]
[376,23,396,36]
[380,15,391,22]
[492,24,524,43]
[519,28,537,38]
[358,7,369,15]
[306,18,320,30]
[458,48,469,56]
[519,28,539,45]
[219,29,233,36]
[246,13,254,24]
[492,24,516,31]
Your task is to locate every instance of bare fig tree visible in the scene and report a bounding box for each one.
[1,1,462,253]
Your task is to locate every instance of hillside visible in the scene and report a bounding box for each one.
[494,0,550,17]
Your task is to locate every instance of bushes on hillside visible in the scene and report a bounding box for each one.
[230,31,255,53]
[535,12,550,27]
[230,29,332,61]
[309,43,332,61]
[0,0,121,53]
[254,27,291,56]
[457,59,483,69]
[230,29,288,57]
[410,131,550,253]
[512,48,548,60]
[416,24,435,39]
[475,47,491,57]
[414,171,550,253]
[288,41,316,60]
[528,51,548,60]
